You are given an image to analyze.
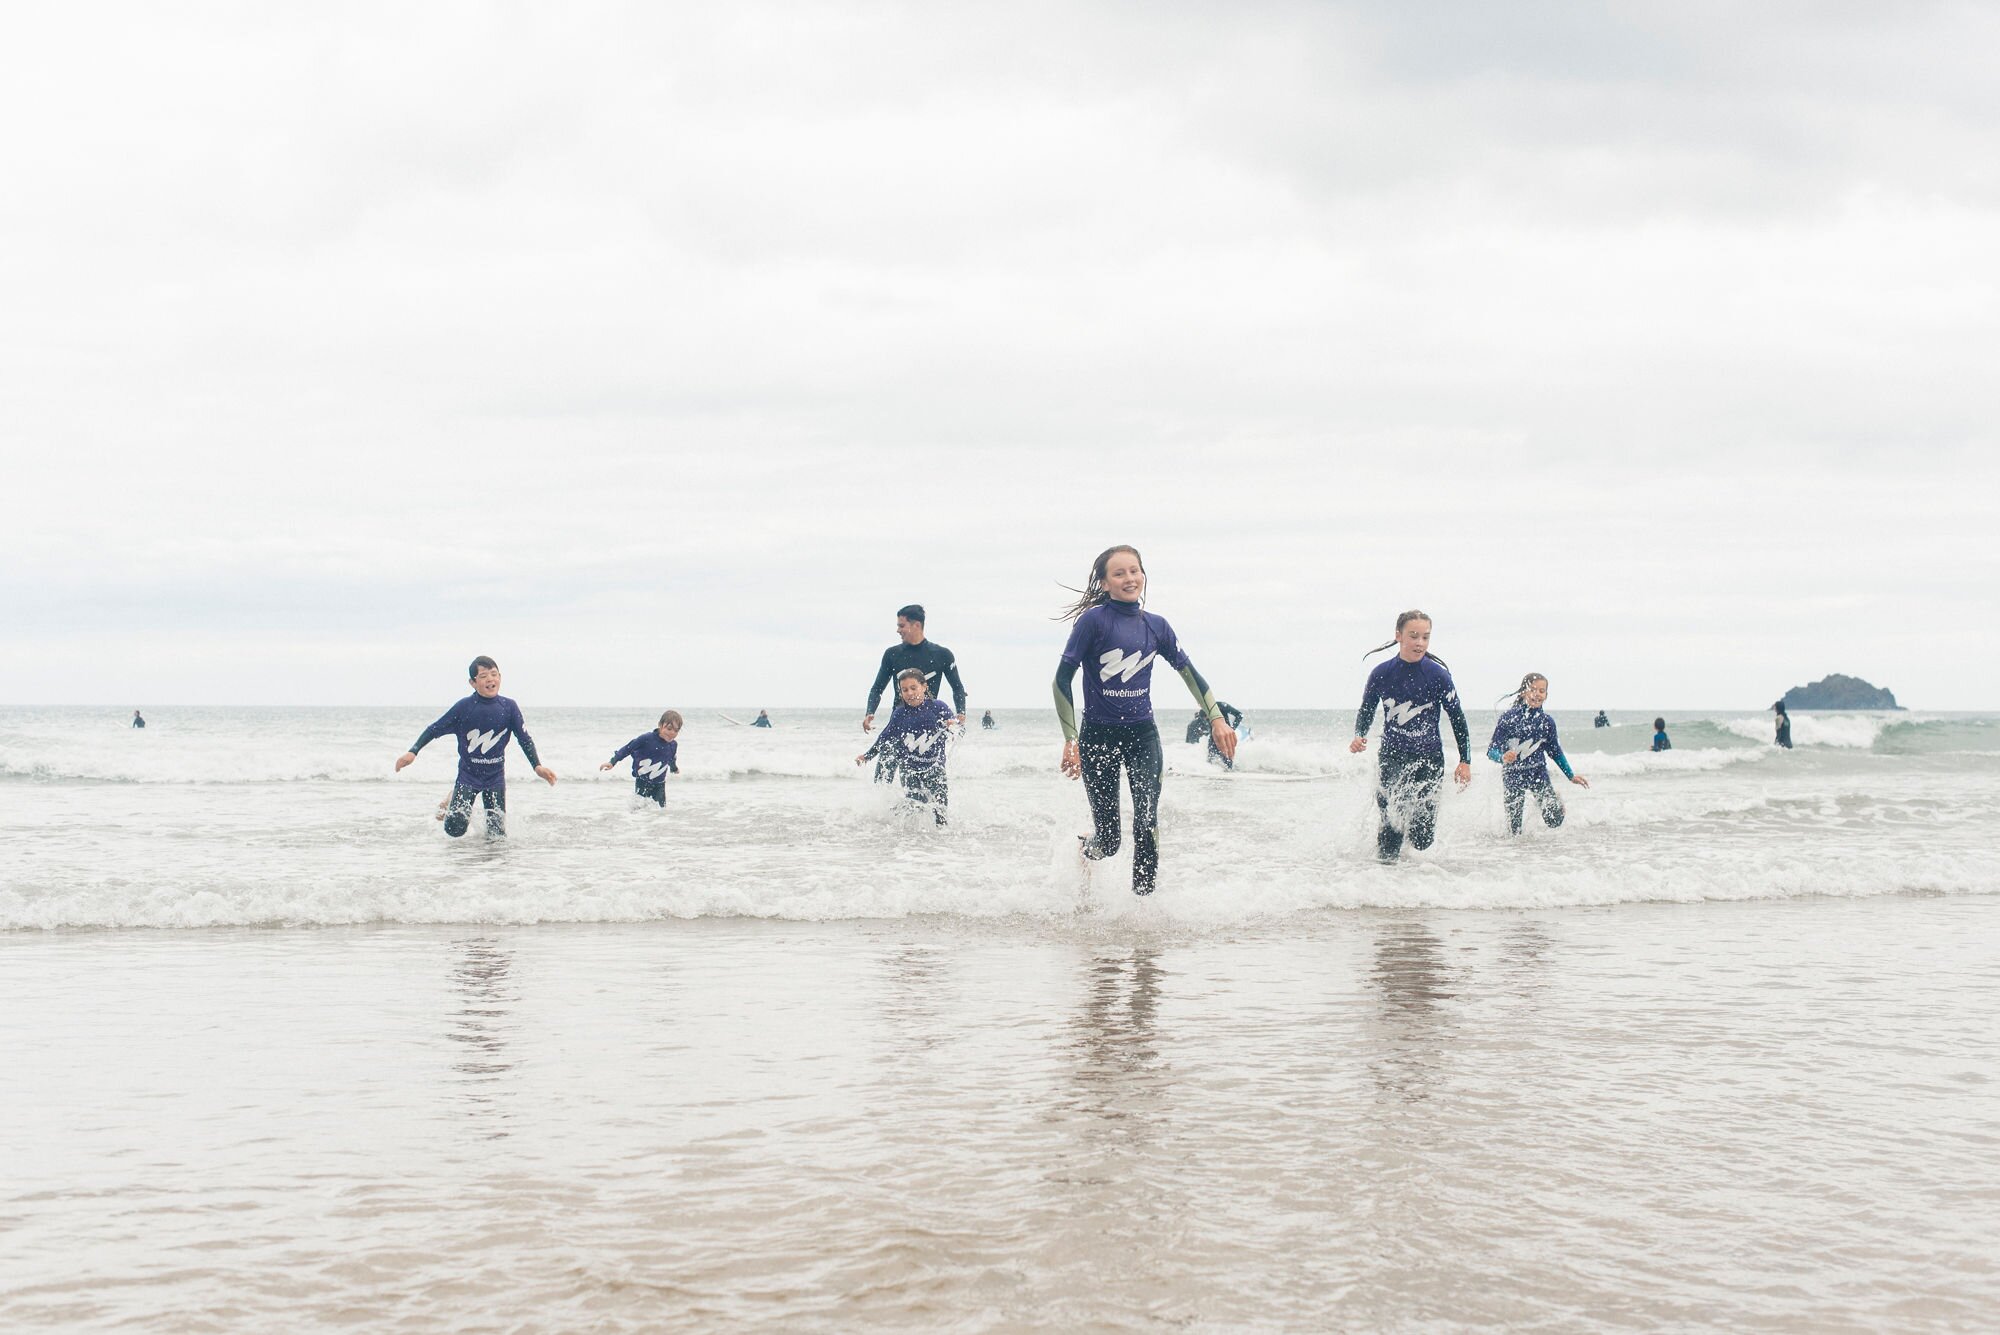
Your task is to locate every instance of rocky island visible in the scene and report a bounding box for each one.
[1781,674,1902,710]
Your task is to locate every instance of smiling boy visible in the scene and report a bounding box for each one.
[395,656,557,837]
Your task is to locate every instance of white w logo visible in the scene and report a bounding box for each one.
[1509,737,1542,760]
[636,759,670,780]
[1098,648,1155,683]
[904,731,940,754]
[465,728,506,754]
[1382,698,1432,727]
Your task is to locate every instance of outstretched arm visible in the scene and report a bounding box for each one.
[941,658,967,718]
[1054,659,1083,778]
[398,704,459,771]
[1350,677,1380,753]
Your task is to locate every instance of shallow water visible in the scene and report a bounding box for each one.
[4,706,1998,927]
[5,898,1997,1331]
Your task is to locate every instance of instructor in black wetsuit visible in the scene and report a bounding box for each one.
[862,604,968,732]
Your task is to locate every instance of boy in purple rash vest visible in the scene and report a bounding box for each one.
[395,656,557,837]
[601,711,682,807]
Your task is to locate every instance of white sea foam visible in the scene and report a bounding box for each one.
[3,706,1995,929]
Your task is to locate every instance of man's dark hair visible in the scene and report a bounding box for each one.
[896,604,925,625]
[468,655,499,680]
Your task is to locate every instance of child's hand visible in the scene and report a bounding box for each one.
[1572,774,1590,788]
[1502,750,1519,764]
[535,765,557,786]
[1348,737,1368,754]
[394,752,416,772]
[598,762,613,771]
[854,754,867,765]
[1453,762,1472,789]
[1210,721,1238,762]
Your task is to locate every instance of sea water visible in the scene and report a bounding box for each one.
[4,707,1998,1330]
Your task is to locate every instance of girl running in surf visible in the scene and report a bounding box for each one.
[857,669,957,824]
[1488,673,1589,835]
[1054,545,1235,896]
[1349,610,1471,862]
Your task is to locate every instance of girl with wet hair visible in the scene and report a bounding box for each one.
[1487,673,1589,836]
[1349,610,1471,862]
[1053,545,1234,896]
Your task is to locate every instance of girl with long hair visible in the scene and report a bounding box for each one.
[1054,545,1235,896]
[1349,610,1471,861]
[1487,673,1589,836]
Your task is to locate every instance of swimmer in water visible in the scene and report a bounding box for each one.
[600,710,682,806]
[1054,544,1235,896]
[1349,610,1472,862]
[1488,673,1589,835]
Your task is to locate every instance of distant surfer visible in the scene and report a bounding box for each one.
[131,709,145,729]
[1350,610,1471,863]
[1054,545,1236,896]
[857,670,956,824]
[1652,718,1672,752]
[981,709,996,730]
[1488,673,1589,835]
[1185,701,1245,769]
[752,710,773,728]
[599,710,682,806]
[1593,710,1610,728]
[394,656,556,837]
[1772,701,1793,749]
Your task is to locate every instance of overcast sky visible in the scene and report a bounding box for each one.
[3,1,1995,709]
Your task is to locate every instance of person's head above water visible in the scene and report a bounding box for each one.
[894,667,930,709]
[468,656,501,697]
[1654,717,1667,732]
[656,709,683,739]
[895,605,926,644]
[1502,672,1548,709]
[1364,610,1448,670]
[1058,545,1144,621]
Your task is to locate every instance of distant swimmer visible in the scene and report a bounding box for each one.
[599,710,682,807]
[857,669,957,824]
[1350,610,1471,863]
[1054,545,1236,896]
[131,709,145,729]
[394,656,556,838]
[1593,710,1610,728]
[862,604,968,735]
[981,709,996,730]
[1488,673,1589,836]
[1772,700,1793,749]
[752,710,773,728]
[1185,701,1246,769]
[1652,717,1672,752]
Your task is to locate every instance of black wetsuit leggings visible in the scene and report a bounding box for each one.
[1375,754,1443,861]
[1080,719,1164,894]
[1504,779,1565,835]
[635,778,666,807]
[445,784,506,838]
[900,767,948,825]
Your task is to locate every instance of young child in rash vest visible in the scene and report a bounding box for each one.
[1053,544,1236,896]
[1652,718,1672,752]
[1349,610,1472,863]
[396,656,557,838]
[600,710,682,806]
[1487,673,1590,835]
[856,670,957,824]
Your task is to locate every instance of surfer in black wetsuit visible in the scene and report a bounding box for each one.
[1772,701,1793,749]
[862,605,968,733]
[131,709,146,729]
[1593,710,1609,728]
[1186,702,1245,769]
[980,710,996,730]
[752,710,773,728]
